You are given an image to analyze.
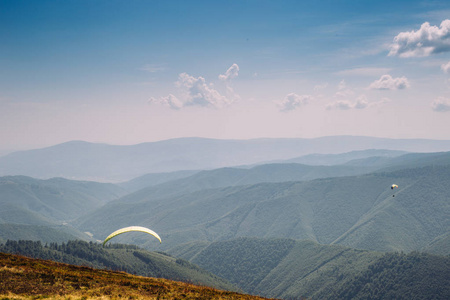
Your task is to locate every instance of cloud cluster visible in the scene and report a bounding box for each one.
[326,95,370,110]
[149,64,239,110]
[149,94,183,110]
[369,74,410,90]
[389,19,450,57]
[219,64,239,81]
[176,73,230,108]
[441,61,450,73]
[278,93,313,112]
[431,97,450,112]
[218,63,240,101]
[314,83,328,91]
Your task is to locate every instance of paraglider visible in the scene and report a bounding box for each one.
[391,184,398,197]
[103,226,161,246]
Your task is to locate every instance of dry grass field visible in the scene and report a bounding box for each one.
[0,252,275,300]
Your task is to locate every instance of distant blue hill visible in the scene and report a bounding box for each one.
[1,136,450,181]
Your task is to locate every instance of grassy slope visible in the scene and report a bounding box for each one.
[0,252,274,300]
[0,240,236,292]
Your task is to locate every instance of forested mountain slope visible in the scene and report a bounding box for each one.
[280,149,407,166]
[0,176,126,223]
[0,176,127,242]
[118,150,450,194]
[112,163,379,203]
[170,237,450,300]
[75,164,450,253]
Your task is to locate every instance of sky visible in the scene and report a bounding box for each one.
[1,0,450,152]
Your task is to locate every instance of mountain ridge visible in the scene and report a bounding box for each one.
[2,136,450,181]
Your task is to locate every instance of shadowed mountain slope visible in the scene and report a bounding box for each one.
[170,237,450,300]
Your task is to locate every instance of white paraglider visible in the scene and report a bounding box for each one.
[103,226,161,246]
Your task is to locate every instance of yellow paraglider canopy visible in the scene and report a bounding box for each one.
[103,226,161,246]
[391,184,398,189]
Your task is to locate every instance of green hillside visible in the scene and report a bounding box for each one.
[171,237,450,300]
[75,164,450,253]
[119,170,199,192]
[0,239,237,292]
[333,165,450,252]
[105,162,379,208]
[283,149,407,166]
[0,223,91,244]
[0,175,127,224]
[376,151,450,171]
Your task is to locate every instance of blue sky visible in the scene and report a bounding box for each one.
[1,0,450,151]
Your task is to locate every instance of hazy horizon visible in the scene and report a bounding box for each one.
[2,0,450,152]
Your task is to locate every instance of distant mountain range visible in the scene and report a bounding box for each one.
[2,136,450,181]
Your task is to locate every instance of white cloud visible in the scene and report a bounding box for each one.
[431,97,450,112]
[327,81,368,110]
[441,61,450,73]
[326,100,353,110]
[278,93,313,112]
[354,95,369,109]
[177,73,230,108]
[219,63,239,81]
[369,74,410,90]
[326,95,386,110]
[149,67,236,110]
[314,83,328,91]
[335,80,355,99]
[148,94,183,110]
[389,19,450,57]
[218,63,240,102]
[334,80,355,100]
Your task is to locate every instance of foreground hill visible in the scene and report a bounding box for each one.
[0,252,272,300]
[2,136,450,181]
[170,237,450,300]
[75,164,450,253]
[0,239,236,292]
